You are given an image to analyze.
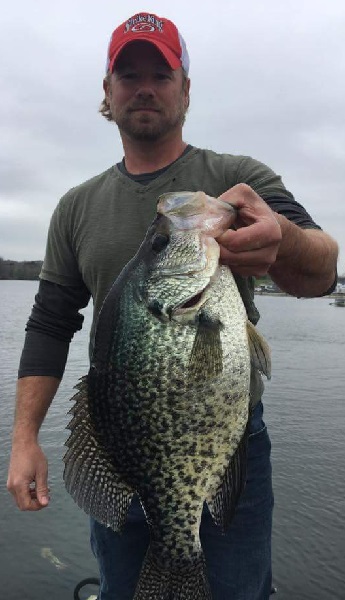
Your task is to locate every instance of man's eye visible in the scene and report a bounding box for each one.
[120,72,137,80]
[155,73,170,81]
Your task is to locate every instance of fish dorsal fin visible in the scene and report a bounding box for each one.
[63,376,134,531]
[206,429,248,532]
[246,321,271,379]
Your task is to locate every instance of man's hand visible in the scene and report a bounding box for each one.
[216,183,282,277]
[7,375,59,511]
[7,442,50,511]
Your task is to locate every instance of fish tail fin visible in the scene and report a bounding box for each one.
[133,547,212,600]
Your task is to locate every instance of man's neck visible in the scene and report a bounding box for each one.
[121,133,187,175]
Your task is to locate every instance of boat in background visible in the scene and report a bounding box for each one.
[330,284,345,307]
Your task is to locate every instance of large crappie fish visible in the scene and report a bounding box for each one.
[63,191,271,600]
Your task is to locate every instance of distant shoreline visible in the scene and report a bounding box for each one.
[255,291,343,299]
[0,260,42,280]
[1,279,342,302]
[255,291,288,297]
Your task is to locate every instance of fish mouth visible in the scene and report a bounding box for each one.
[148,283,210,323]
[180,291,204,308]
[172,269,222,318]
[147,286,209,322]
[174,288,207,314]
[173,243,221,316]
[147,236,220,321]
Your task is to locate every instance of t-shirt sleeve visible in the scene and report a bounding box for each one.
[40,191,83,286]
[264,196,321,230]
[235,156,321,229]
[236,156,294,200]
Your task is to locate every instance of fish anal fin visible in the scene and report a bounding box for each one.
[247,321,271,379]
[206,430,248,533]
[63,375,133,531]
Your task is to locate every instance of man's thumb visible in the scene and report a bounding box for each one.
[36,471,50,506]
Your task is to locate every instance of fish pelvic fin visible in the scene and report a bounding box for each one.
[189,313,223,379]
[133,547,212,600]
[206,428,248,532]
[246,320,271,379]
[63,376,134,531]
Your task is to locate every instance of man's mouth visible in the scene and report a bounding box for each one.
[130,106,160,113]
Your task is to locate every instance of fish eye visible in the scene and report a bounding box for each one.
[151,233,169,253]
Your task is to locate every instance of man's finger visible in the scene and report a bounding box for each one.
[14,483,42,511]
[35,468,50,507]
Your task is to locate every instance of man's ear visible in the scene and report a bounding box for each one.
[103,77,111,102]
[185,77,191,109]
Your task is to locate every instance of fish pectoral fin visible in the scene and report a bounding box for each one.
[206,429,248,533]
[246,320,271,379]
[63,376,134,531]
[189,316,223,379]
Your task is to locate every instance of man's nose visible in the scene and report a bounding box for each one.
[135,86,155,99]
[135,77,156,98]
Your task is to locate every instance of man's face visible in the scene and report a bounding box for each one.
[104,41,190,141]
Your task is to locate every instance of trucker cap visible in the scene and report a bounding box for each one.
[106,13,190,75]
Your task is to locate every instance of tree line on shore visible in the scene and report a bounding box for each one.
[0,257,278,286]
[0,258,43,280]
[1,257,344,287]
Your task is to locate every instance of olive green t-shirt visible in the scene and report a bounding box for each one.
[41,147,295,330]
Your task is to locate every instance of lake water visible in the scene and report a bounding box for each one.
[0,280,344,600]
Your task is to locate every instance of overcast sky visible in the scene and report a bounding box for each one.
[1,0,344,273]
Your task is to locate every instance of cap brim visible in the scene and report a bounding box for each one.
[109,37,181,73]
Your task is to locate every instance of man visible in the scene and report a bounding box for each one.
[7,12,338,600]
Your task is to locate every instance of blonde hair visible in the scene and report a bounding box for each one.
[99,70,190,122]
[99,73,112,121]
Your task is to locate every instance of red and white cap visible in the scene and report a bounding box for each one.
[106,13,190,75]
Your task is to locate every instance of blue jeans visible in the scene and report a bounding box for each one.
[90,401,273,600]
